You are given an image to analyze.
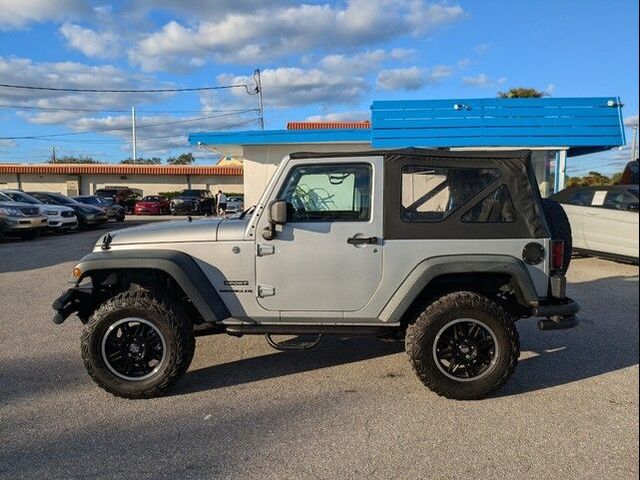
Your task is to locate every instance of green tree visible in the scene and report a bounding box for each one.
[167,153,195,165]
[120,157,162,164]
[47,155,101,164]
[498,87,548,98]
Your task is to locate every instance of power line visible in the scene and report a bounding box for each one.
[0,104,259,114]
[0,110,260,140]
[0,82,258,94]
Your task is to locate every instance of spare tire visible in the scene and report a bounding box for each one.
[541,198,572,274]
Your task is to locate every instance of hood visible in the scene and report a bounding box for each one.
[40,204,75,213]
[98,217,223,247]
[74,204,104,214]
[96,217,249,248]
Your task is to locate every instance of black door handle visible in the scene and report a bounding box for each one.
[347,236,378,245]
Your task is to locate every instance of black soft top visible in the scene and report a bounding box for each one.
[290,148,549,240]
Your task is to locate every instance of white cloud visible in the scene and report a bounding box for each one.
[377,67,424,91]
[0,0,86,29]
[219,67,369,109]
[59,23,120,58]
[305,111,370,122]
[462,73,507,88]
[129,1,464,71]
[624,115,639,127]
[473,43,489,55]
[377,65,453,91]
[0,56,167,123]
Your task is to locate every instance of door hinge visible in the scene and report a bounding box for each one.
[257,244,275,256]
[257,285,276,298]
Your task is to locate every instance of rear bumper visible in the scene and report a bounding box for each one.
[533,296,580,330]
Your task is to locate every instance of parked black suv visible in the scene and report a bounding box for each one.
[94,188,140,213]
[170,189,215,215]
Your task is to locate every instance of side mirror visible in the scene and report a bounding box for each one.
[269,200,288,225]
[262,200,288,240]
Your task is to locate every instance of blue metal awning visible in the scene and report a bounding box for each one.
[188,97,626,155]
[371,97,625,151]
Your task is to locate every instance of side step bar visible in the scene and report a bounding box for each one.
[225,324,396,337]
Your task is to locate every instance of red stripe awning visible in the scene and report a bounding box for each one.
[0,164,243,176]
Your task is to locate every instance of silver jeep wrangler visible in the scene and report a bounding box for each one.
[53,149,579,400]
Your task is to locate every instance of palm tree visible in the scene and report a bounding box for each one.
[498,87,548,98]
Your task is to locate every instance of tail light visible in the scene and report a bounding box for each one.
[551,240,565,271]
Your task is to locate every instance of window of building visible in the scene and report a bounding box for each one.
[401,166,500,223]
[278,163,371,222]
[461,185,516,223]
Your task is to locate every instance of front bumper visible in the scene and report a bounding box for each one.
[171,203,198,214]
[52,287,94,324]
[2,216,48,231]
[84,214,109,225]
[48,217,78,229]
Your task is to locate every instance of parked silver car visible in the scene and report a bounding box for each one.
[1,190,78,231]
[0,191,48,240]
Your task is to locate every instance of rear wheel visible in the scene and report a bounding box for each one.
[406,291,519,400]
[81,291,195,399]
[541,198,572,274]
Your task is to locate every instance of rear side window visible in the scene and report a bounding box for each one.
[462,185,516,223]
[603,191,639,211]
[279,163,371,222]
[564,189,594,206]
[401,166,500,223]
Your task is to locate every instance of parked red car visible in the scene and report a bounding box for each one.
[134,195,170,215]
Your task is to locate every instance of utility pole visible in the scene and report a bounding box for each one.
[631,124,638,161]
[131,106,137,163]
[51,146,56,164]
[255,69,265,130]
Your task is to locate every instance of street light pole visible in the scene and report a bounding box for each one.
[131,106,137,163]
[631,124,638,161]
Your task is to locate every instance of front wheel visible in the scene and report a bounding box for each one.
[81,291,195,399]
[406,291,519,400]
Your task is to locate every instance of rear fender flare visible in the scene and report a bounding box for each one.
[378,255,539,323]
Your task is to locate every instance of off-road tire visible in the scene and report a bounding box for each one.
[541,197,572,274]
[81,290,195,399]
[406,291,519,400]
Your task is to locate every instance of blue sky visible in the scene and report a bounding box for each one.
[0,0,637,175]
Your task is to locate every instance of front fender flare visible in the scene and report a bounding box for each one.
[378,255,539,323]
[72,249,230,323]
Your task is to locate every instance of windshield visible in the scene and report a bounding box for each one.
[43,193,79,205]
[0,191,12,202]
[2,191,42,204]
[142,196,162,201]
[179,190,205,197]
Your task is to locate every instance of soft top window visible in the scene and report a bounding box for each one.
[401,166,500,223]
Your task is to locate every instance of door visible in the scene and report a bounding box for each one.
[255,157,383,312]
[581,189,639,256]
[558,188,594,250]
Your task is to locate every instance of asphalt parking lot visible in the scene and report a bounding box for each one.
[1,219,638,480]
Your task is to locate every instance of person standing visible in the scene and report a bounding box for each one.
[216,190,228,216]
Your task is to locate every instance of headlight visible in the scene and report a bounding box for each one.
[45,210,58,216]
[0,207,23,216]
